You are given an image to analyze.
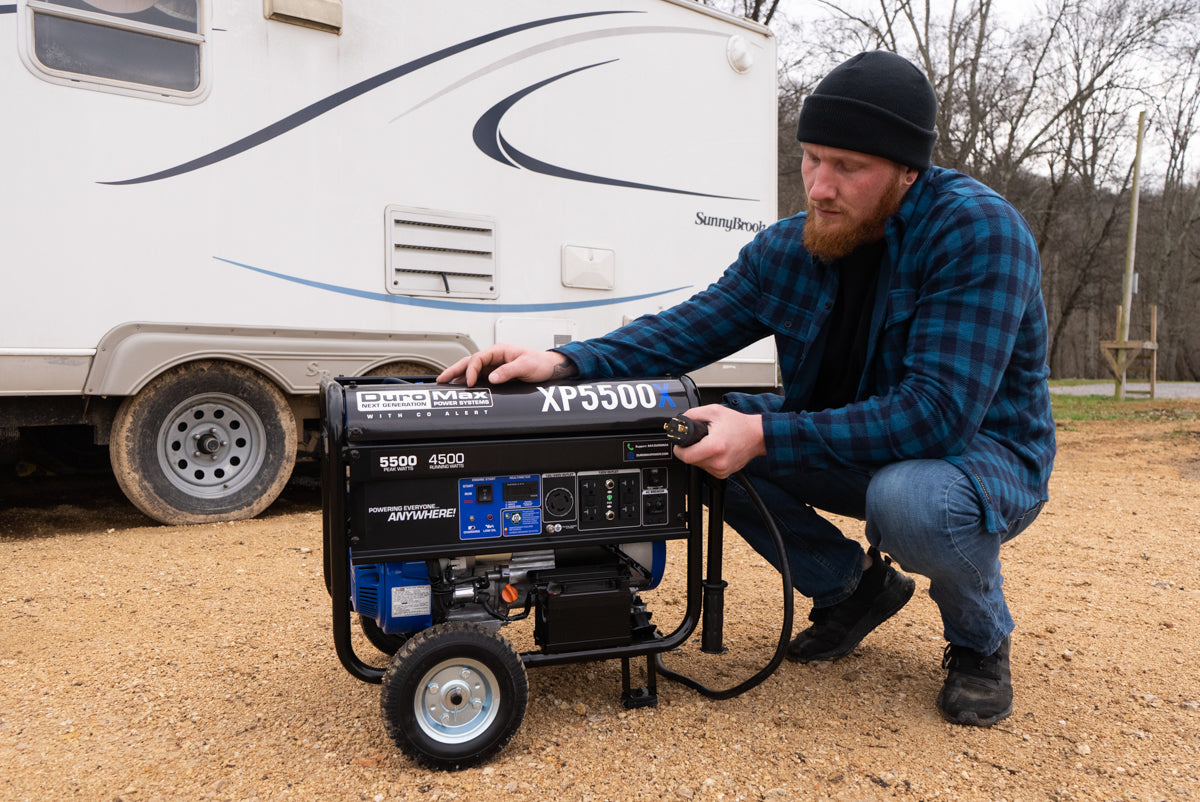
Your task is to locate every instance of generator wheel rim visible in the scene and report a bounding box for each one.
[156,391,267,497]
[412,657,501,744]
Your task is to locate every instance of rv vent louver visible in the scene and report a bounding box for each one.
[385,206,499,300]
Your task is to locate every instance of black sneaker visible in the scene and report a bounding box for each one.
[787,548,916,663]
[937,636,1012,726]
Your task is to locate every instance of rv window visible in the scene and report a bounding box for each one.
[26,0,204,96]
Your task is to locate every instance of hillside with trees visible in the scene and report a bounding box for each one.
[706,0,1200,380]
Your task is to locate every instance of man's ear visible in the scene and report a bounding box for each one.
[903,168,919,187]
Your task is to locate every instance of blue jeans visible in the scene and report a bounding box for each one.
[722,458,1043,655]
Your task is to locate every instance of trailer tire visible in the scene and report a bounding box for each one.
[381,622,527,770]
[364,360,434,379]
[110,361,297,525]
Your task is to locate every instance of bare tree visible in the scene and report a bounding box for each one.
[710,0,1200,377]
[1141,37,1200,379]
[770,0,1198,377]
[695,0,783,25]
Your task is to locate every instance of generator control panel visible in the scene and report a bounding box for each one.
[335,378,698,563]
[454,466,672,540]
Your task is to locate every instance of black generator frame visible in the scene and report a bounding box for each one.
[319,374,726,705]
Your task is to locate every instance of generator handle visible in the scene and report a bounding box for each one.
[700,476,728,654]
[321,378,387,684]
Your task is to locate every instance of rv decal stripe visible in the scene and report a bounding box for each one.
[393,26,724,123]
[502,135,754,200]
[100,11,638,186]
[472,61,612,169]
[214,257,690,313]
[474,63,756,201]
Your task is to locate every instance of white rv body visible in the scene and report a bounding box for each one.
[1,0,778,523]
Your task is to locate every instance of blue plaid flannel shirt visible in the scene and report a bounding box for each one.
[556,166,1056,534]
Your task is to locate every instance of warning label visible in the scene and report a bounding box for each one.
[391,585,432,618]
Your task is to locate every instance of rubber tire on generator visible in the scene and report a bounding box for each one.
[381,622,528,771]
[109,360,297,525]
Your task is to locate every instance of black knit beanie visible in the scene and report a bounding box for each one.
[796,51,938,170]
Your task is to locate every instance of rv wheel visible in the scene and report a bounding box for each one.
[110,360,297,525]
[364,360,433,378]
[381,622,527,771]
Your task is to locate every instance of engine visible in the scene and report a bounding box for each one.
[351,541,666,652]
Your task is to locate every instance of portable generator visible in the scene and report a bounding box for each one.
[320,375,791,770]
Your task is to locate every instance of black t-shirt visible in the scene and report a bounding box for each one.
[806,239,885,412]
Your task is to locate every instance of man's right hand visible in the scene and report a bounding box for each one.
[437,344,578,386]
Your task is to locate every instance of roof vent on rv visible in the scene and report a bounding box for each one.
[385,207,499,301]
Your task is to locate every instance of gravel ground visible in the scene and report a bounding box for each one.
[2,414,1199,801]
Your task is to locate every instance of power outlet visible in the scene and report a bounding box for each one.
[578,470,640,530]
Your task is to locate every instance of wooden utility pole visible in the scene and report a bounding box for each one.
[1101,110,1157,399]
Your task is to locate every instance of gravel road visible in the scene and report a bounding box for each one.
[2,415,1199,800]
[1048,381,1200,398]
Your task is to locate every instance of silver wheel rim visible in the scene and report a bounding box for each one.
[413,657,501,744]
[156,392,268,498]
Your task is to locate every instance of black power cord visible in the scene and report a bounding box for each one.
[658,417,794,700]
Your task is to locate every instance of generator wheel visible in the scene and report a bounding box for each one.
[381,622,527,770]
[359,615,409,656]
[110,361,297,525]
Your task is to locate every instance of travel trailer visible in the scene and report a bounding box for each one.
[1,0,778,524]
